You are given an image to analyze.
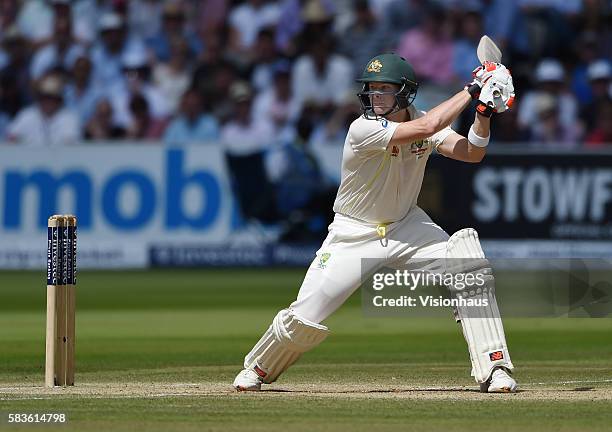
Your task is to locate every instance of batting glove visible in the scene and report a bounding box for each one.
[475,71,516,117]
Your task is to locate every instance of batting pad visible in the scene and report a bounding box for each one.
[244,308,329,384]
[446,228,514,383]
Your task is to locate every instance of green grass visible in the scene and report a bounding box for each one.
[2,398,611,432]
[1,269,611,431]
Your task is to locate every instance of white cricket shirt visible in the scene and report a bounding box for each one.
[333,105,454,224]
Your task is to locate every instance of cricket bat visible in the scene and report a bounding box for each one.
[477,35,502,64]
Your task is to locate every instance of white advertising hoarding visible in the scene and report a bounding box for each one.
[0,145,234,268]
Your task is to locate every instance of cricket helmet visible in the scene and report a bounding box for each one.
[357,53,419,119]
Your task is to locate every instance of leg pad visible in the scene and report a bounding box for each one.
[244,309,329,384]
[447,228,514,383]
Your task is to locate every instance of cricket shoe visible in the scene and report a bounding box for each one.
[233,368,263,391]
[480,367,517,393]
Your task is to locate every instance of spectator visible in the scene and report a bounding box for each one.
[221,81,277,223]
[197,26,225,68]
[84,98,125,140]
[570,31,601,106]
[192,58,238,122]
[527,94,581,147]
[294,0,336,56]
[309,94,360,149]
[125,93,167,139]
[153,36,193,113]
[195,0,230,36]
[518,59,579,139]
[0,0,608,153]
[6,73,80,146]
[221,81,274,157]
[275,0,335,54]
[15,0,57,45]
[63,55,103,124]
[250,27,280,91]
[277,128,328,217]
[228,0,280,56]
[128,0,163,40]
[16,0,100,46]
[275,114,336,242]
[90,11,147,88]
[381,0,427,48]
[480,0,529,61]
[253,60,300,138]
[0,26,31,111]
[452,7,482,82]
[107,46,169,129]
[291,35,352,113]
[30,7,85,80]
[584,98,612,147]
[338,0,388,79]
[580,60,611,131]
[70,0,102,45]
[164,88,219,145]
[191,27,228,99]
[396,3,454,85]
[146,2,202,63]
[516,0,578,60]
[0,71,23,120]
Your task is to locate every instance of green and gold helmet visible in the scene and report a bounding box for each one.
[357,53,419,119]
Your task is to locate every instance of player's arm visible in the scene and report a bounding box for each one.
[436,113,490,163]
[389,90,472,146]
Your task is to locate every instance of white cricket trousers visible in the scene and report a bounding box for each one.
[290,206,449,323]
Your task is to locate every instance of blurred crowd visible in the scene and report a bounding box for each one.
[0,0,610,148]
[0,0,610,237]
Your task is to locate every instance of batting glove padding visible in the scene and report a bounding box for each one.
[472,61,510,85]
[478,74,515,114]
[471,62,515,117]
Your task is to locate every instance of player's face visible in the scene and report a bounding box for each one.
[368,82,399,115]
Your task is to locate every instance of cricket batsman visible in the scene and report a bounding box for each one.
[233,53,517,393]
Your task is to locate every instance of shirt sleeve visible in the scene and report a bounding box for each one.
[431,125,455,152]
[348,117,399,157]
